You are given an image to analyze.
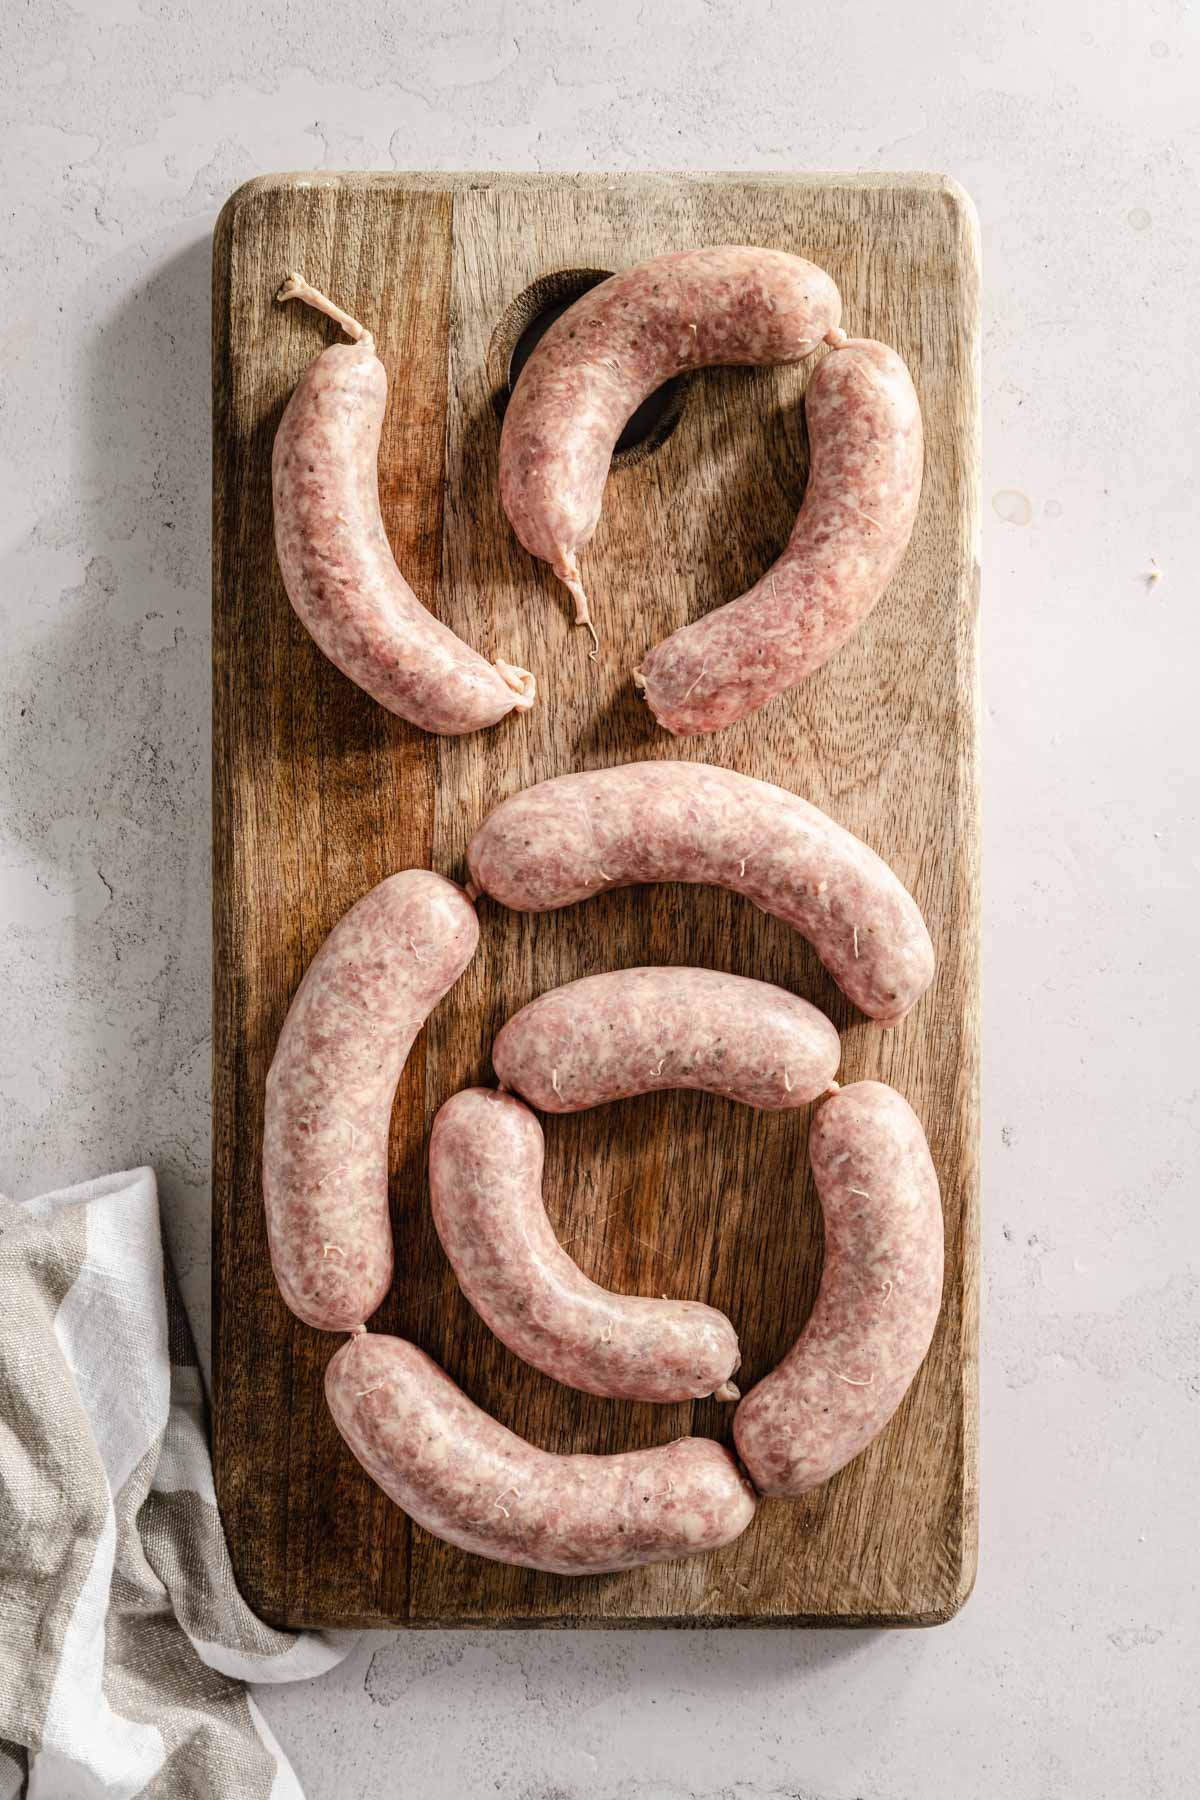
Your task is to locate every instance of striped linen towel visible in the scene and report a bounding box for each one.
[0,1167,354,1798]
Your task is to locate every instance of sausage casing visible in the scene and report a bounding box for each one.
[637,338,923,735]
[733,1081,943,1496]
[467,762,934,1025]
[274,326,535,734]
[429,1088,740,1401]
[262,871,478,1331]
[326,1332,757,1574]
[493,966,839,1112]
[498,246,842,634]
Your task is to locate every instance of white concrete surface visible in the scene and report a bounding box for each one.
[2,1,1197,1795]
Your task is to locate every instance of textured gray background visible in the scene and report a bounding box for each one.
[2,1,1197,1795]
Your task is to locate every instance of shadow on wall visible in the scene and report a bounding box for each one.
[0,234,214,1354]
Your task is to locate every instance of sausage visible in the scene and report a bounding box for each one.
[492,967,840,1112]
[498,247,842,643]
[326,1332,757,1574]
[429,1088,740,1402]
[635,338,923,736]
[273,274,536,735]
[262,871,478,1331]
[733,1081,943,1497]
[466,762,934,1026]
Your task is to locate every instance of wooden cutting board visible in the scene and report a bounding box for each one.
[212,171,980,1629]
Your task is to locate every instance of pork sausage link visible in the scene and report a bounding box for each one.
[733,1081,943,1497]
[429,1088,741,1402]
[274,275,536,734]
[466,762,934,1025]
[498,247,842,643]
[493,967,839,1111]
[262,871,479,1331]
[326,1332,757,1574]
[636,338,923,735]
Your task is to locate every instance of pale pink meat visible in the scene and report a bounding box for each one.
[733,1081,944,1497]
[326,1333,757,1574]
[498,246,842,633]
[273,337,535,734]
[492,966,839,1112]
[262,872,479,1331]
[637,338,924,735]
[429,1088,740,1402]
[466,762,934,1025]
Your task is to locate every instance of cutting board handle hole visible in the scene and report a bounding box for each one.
[487,268,691,466]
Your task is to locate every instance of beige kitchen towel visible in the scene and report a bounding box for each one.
[0,1167,354,1798]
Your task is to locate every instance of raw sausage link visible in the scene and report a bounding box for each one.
[493,967,839,1112]
[262,871,479,1331]
[467,762,934,1025]
[733,1081,943,1497]
[274,275,536,735]
[429,1088,741,1402]
[636,338,923,736]
[326,1332,757,1574]
[498,247,842,641]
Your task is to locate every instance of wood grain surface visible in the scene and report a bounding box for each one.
[212,171,981,1629]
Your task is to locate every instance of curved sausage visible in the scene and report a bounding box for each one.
[429,1088,740,1402]
[493,967,839,1112]
[262,871,478,1331]
[498,247,842,642]
[733,1081,943,1497]
[274,274,536,735]
[466,762,934,1026]
[636,338,923,735]
[326,1332,757,1574]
